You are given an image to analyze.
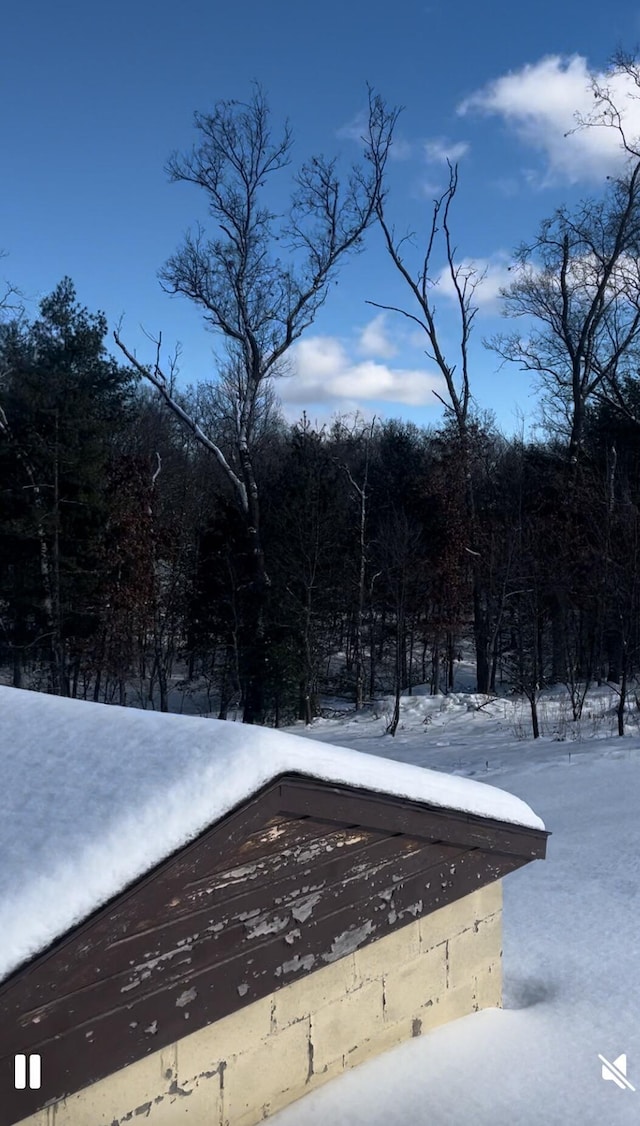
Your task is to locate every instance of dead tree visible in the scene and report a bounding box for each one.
[361,129,493,691]
[487,179,640,468]
[337,416,377,710]
[114,87,398,723]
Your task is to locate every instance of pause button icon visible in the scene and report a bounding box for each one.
[14,1054,41,1090]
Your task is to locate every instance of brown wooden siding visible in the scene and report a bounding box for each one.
[0,773,547,1126]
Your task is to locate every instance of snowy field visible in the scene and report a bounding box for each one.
[266,684,640,1126]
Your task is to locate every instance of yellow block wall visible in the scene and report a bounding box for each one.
[18,881,502,1126]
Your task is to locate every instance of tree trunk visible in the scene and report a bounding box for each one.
[218,643,236,720]
[447,632,455,693]
[387,681,401,736]
[407,621,415,695]
[157,649,169,712]
[551,594,565,683]
[234,439,269,726]
[537,614,545,690]
[568,393,584,470]
[369,611,377,699]
[530,694,540,739]
[12,648,23,689]
[431,637,440,695]
[240,575,268,725]
[489,629,499,694]
[618,641,628,737]
[606,627,623,684]
[473,579,490,694]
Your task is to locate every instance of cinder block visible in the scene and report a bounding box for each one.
[263,1085,309,1121]
[447,913,502,992]
[172,1058,223,1124]
[306,1054,345,1092]
[179,995,272,1079]
[420,889,488,950]
[273,953,357,1028]
[262,1059,343,1124]
[345,1016,414,1069]
[418,908,451,952]
[53,1044,176,1126]
[481,878,502,918]
[420,981,477,1032]
[475,959,502,1010]
[311,980,384,1070]
[222,1017,310,1123]
[383,944,447,1025]
[355,919,421,984]
[445,981,479,1021]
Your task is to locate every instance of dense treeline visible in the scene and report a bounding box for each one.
[1,278,640,735]
[4,58,640,735]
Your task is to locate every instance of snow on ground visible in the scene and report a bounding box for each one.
[265,687,640,1126]
[0,685,540,984]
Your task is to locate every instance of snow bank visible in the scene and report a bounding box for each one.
[0,686,543,982]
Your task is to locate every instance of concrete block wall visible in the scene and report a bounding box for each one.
[16,881,502,1126]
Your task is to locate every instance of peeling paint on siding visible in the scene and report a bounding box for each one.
[291,893,323,923]
[175,988,197,1008]
[399,901,423,919]
[275,953,316,977]
[322,920,375,962]
[211,863,261,887]
[245,915,290,939]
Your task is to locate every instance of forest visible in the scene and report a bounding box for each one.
[3,58,640,739]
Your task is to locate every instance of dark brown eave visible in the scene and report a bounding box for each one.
[277,774,549,859]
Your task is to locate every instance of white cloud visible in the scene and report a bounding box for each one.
[417,177,447,199]
[358,314,397,358]
[434,255,514,313]
[424,137,470,164]
[337,112,367,145]
[389,137,413,161]
[513,248,638,302]
[458,54,640,185]
[280,336,444,409]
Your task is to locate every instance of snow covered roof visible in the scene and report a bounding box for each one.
[0,686,544,983]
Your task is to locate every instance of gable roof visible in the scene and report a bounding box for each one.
[0,686,544,983]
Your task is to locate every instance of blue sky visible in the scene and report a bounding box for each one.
[3,0,640,436]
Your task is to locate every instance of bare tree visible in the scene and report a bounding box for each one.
[336,416,378,710]
[362,155,479,435]
[114,86,398,723]
[361,128,496,691]
[0,251,22,323]
[487,177,640,466]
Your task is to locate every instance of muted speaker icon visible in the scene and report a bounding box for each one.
[14,1054,41,1090]
[599,1053,635,1091]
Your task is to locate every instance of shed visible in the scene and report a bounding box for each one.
[0,687,547,1126]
